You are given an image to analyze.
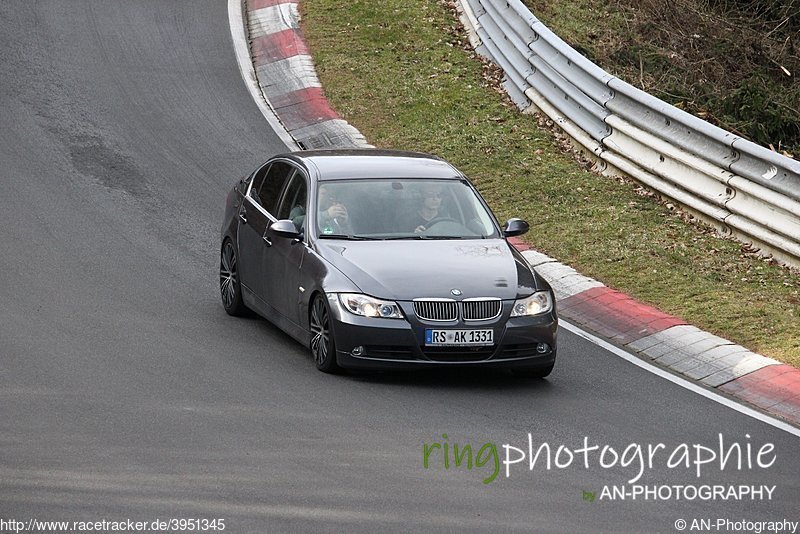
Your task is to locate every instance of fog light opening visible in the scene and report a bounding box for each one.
[351,346,365,356]
[536,343,549,354]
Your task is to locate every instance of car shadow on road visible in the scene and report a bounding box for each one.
[341,367,557,392]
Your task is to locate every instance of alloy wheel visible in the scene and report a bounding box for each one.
[219,241,238,310]
[219,240,249,316]
[310,296,330,366]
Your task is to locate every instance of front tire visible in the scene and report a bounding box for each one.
[310,295,341,373]
[219,239,248,316]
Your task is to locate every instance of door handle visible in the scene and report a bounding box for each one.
[238,209,247,224]
[263,235,272,247]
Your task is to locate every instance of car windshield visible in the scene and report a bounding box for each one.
[315,179,500,240]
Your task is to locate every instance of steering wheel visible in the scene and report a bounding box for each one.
[423,217,459,229]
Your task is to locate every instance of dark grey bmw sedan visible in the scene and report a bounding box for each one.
[220,150,557,376]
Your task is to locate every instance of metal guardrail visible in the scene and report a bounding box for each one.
[457,0,800,267]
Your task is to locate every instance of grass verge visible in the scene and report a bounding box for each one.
[299,0,799,367]
[521,0,800,155]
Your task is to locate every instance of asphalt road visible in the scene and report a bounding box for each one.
[0,2,798,532]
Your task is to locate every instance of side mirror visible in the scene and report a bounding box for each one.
[270,219,302,240]
[503,218,529,237]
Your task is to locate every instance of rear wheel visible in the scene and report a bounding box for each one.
[219,239,248,316]
[310,295,341,373]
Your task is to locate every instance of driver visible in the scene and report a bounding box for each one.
[407,185,444,233]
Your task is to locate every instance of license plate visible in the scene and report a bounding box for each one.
[425,329,494,346]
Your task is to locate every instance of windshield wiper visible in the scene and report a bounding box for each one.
[381,235,469,240]
[318,234,381,240]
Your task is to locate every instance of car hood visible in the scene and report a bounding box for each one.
[316,239,538,300]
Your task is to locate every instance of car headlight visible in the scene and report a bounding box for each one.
[510,291,553,317]
[338,293,404,319]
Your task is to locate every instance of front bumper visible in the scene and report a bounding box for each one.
[326,294,557,371]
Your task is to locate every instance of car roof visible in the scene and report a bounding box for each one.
[277,149,465,181]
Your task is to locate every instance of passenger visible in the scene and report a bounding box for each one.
[288,185,351,234]
[287,191,307,231]
[317,184,352,234]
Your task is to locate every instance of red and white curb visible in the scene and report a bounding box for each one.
[243,0,369,149]
[512,239,800,426]
[229,0,800,428]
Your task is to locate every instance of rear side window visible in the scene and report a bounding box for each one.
[249,161,294,214]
